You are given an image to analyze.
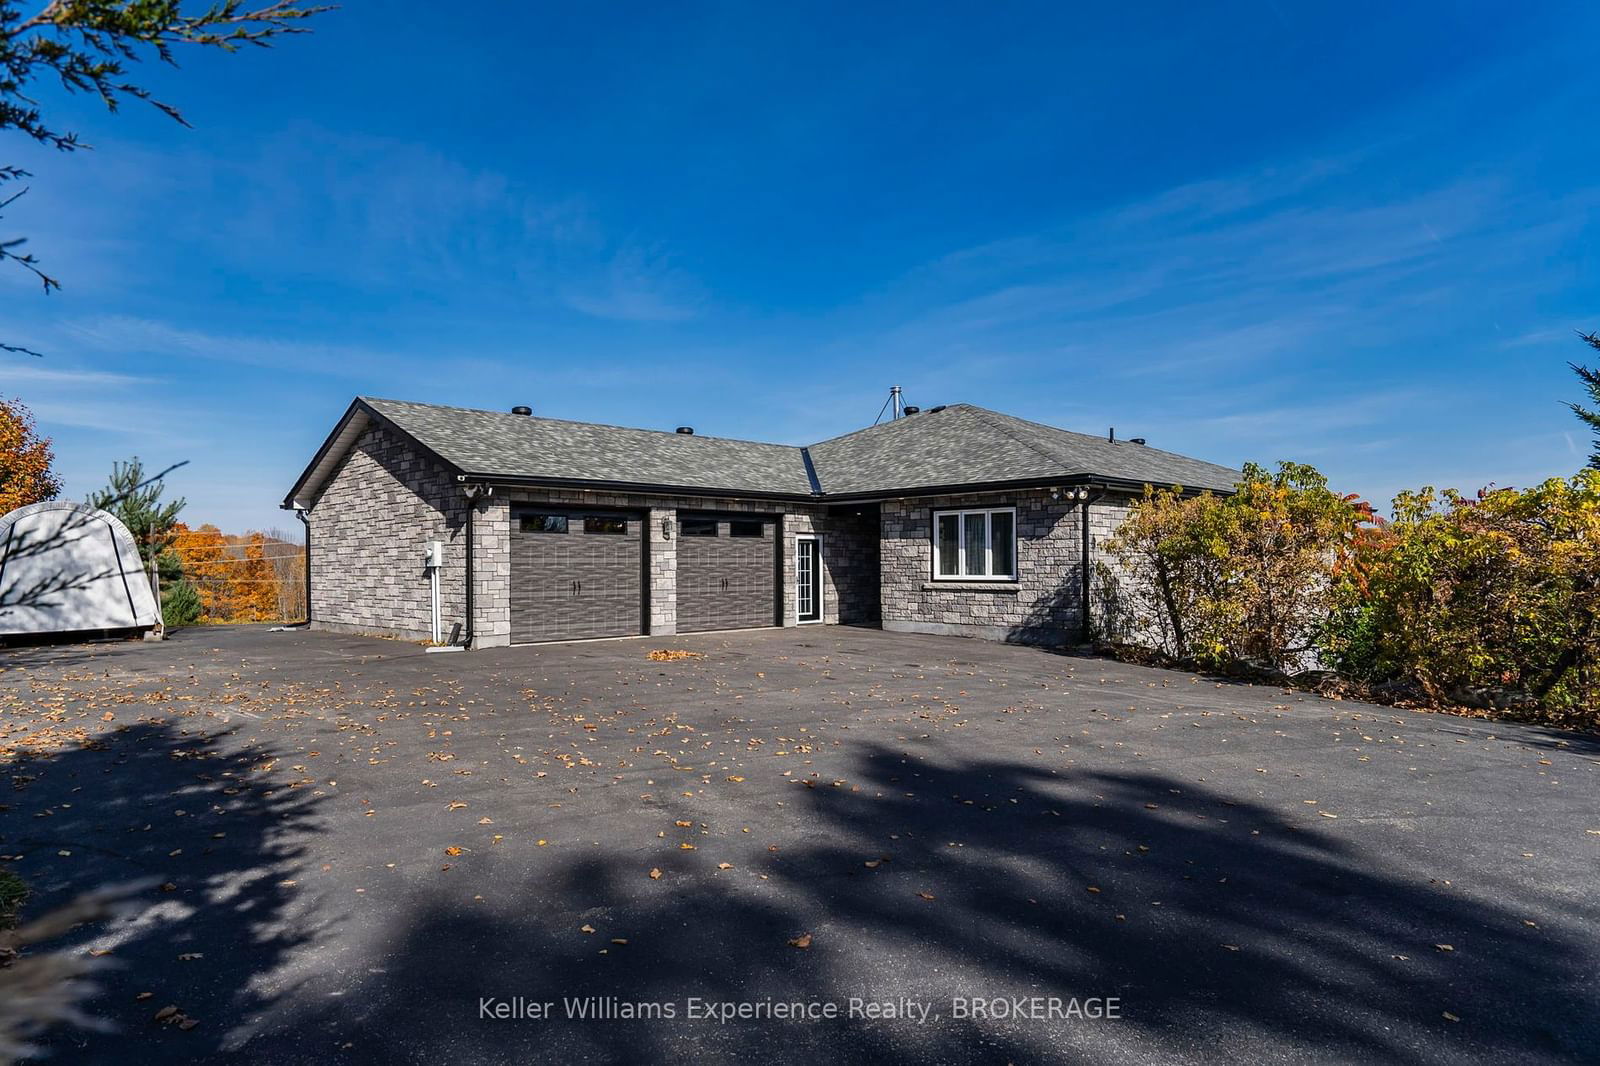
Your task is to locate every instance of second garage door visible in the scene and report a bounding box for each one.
[509,509,644,643]
[676,513,778,632]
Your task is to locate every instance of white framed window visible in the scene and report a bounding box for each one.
[932,507,1016,580]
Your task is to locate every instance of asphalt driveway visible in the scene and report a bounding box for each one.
[1,625,1596,1064]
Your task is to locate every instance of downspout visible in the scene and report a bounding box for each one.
[464,486,477,648]
[297,507,312,626]
[1079,486,1106,645]
[460,483,492,648]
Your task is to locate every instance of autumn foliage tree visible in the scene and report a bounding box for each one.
[169,524,297,623]
[0,395,60,511]
[1323,472,1600,719]
[1098,462,1374,672]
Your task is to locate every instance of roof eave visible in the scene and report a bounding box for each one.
[819,472,1235,503]
[457,472,821,504]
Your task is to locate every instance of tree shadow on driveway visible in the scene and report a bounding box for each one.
[3,720,326,1060]
[267,744,1594,1065]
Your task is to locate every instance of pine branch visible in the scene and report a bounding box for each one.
[1571,332,1600,470]
[1,3,332,355]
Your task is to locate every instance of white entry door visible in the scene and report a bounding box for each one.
[795,535,821,623]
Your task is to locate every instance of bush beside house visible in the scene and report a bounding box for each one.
[1098,466,1600,730]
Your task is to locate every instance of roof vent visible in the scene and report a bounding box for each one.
[1129,437,1147,445]
[511,406,532,416]
[676,426,695,435]
[929,404,947,413]
[903,405,921,415]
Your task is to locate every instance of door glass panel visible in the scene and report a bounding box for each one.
[583,516,628,535]
[680,517,717,536]
[990,511,1015,576]
[729,520,764,537]
[963,513,987,575]
[797,539,819,620]
[936,514,960,576]
[519,513,568,534]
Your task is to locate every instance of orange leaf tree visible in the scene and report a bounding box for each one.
[0,395,61,513]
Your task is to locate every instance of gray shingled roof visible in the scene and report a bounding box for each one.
[808,404,1241,494]
[362,397,816,496]
[289,396,1239,507]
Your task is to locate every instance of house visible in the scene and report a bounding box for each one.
[282,397,1238,648]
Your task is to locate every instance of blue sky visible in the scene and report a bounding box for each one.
[4,2,1598,532]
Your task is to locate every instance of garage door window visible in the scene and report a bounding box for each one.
[519,514,568,534]
[680,517,718,537]
[932,507,1016,580]
[584,516,628,535]
[728,520,764,537]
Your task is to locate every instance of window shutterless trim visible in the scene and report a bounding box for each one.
[930,506,1017,581]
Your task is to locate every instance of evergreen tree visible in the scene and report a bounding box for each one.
[154,548,201,626]
[161,578,203,627]
[1571,331,1600,470]
[88,458,186,568]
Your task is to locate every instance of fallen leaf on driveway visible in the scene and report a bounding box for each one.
[788,933,812,949]
[717,863,733,870]
[916,892,936,901]
[580,924,596,934]
[648,868,663,880]
[444,846,463,856]
[1435,944,1454,952]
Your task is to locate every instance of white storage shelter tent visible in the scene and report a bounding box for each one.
[0,500,160,638]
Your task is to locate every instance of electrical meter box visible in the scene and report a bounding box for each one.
[424,540,444,569]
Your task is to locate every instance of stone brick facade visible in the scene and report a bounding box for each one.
[879,488,1137,646]
[307,423,1139,649]
[307,420,881,646]
[307,424,468,641]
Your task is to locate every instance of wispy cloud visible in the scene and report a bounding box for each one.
[0,364,153,389]
[560,245,704,323]
[59,314,410,378]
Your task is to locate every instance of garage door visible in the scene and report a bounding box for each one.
[676,513,777,633]
[509,509,644,643]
